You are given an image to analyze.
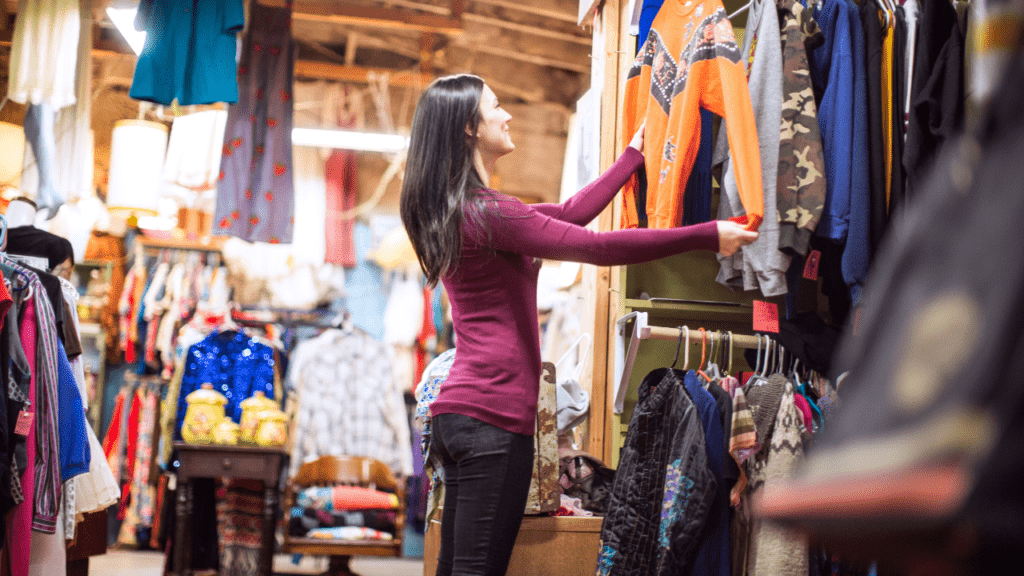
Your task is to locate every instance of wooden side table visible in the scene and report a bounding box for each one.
[172,443,288,576]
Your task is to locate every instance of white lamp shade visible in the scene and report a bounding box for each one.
[0,122,26,189]
[107,119,168,215]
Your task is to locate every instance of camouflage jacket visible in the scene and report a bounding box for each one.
[776,0,828,256]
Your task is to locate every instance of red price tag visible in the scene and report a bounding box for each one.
[803,250,821,281]
[14,410,33,436]
[753,301,780,333]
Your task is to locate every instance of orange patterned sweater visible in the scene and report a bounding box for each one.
[622,0,764,231]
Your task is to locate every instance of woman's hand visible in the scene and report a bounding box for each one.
[628,122,646,153]
[717,220,759,257]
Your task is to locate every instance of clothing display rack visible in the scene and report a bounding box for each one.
[614,311,769,413]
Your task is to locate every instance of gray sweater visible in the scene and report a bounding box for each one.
[713,0,791,297]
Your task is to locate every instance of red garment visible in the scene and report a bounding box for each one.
[414,287,436,384]
[0,270,12,331]
[324,147,358,266]
[331,486,399,510]
[9,299,37,576]
[793,392,814,431]
[145,316,160,365]
[102,390,125,464]
[119,390,142,519]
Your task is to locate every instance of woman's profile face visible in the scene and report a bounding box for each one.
[473,84,515,158]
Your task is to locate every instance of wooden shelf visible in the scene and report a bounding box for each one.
[138,235,226,252]
[623,298,755,323]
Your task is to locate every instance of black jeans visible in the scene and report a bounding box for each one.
[430,413,535,576]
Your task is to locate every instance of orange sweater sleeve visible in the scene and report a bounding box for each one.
[700,17,765,232]
[620,64,650,230]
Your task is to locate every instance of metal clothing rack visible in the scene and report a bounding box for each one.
[613,311,768,414]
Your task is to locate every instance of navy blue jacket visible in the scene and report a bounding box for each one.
[842,0,872,305]
[810,0,855,243]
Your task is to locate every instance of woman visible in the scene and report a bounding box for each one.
[400,74,757,576]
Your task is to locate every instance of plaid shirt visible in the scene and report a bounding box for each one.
[288,329,412,476]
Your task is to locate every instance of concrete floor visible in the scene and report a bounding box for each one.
[90,549,424,576]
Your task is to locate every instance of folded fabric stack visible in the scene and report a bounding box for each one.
[288,507,398,537]
[307,527,393,541]
[291,485,400,541]
[295,485,400,511]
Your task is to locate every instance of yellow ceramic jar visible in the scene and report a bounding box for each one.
[254,408,288,448]
[239,391,279,444]
[182,383,227,444]
[214,420,241,445]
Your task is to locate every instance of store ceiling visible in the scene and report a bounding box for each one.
[0,0,590,204]
[1,0,592,108]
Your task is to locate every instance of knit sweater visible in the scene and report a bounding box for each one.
[432,148,720,435]
[746,383,808,576]
[621,0,763,231]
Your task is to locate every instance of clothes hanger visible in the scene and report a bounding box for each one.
[753,334,763,376]
[792,358,824,430]
[671,326,685,369]
[774,342,785,375]
[682,326,690,371]
[0,256,32,292]
[728,0,753,19]
[760,336,772,379]
[697,327,714,383]
[876,0,893,30]
[726,331,734,376]
[750,335,774,386]
[705,330,724,384]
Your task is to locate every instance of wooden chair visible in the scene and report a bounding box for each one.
[281,455,406,576]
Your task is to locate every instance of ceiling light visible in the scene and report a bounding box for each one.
[106,7,146,55]
[291,128,409,152]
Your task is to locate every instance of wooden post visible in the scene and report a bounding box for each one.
[582,0,624,465]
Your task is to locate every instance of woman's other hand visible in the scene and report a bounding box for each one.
[628,122,646,153]
[716,221,759,257]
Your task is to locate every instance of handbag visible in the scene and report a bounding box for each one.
[558,450,615,514]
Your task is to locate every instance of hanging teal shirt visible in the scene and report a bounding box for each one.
[130,0,245,106]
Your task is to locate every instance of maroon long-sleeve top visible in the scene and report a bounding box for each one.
[431,147,720,435]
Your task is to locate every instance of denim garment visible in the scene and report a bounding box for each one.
[429,413,534,576]
[23,104,63,219]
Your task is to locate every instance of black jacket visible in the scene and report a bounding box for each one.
[598,368,716,576]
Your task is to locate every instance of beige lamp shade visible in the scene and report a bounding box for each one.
[369,226,418,269]
[0,122,26,190]
[107,119,168,215]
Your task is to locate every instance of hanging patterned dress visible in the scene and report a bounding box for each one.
[214,1,295,243]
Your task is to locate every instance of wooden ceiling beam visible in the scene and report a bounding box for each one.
[462,13,589,45]
[469,0,578,24]
[290,1,463,35]
[465,42,590,73]
[294,60,434,87]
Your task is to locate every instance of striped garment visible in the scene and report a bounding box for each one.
[729,387,757,507]
[6,258,64,533]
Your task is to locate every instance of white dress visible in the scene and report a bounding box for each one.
[8,0,80,107]
[58,280,120,518]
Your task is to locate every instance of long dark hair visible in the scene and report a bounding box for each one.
[401,74,489,288]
